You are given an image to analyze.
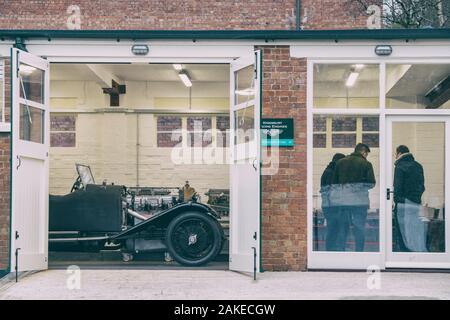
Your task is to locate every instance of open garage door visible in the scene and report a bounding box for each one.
[10,48,50,272]
[229,51,261,274]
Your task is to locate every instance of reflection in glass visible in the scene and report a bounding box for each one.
[234,106,254,145]
[313,115,380,252]
[20,104,44,144]
[392,123,446,253]
[19,63,45,104]
[313,64,380,109]
[235,65,255,105]
[386,64,450,109]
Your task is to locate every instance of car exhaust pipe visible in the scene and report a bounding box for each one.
[127,208,148,221]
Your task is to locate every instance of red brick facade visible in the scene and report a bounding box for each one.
[0,134,10,271]
[0,58,9,271]
[0,0,369,30]
[0,1,372,272]
[260,46,307,271]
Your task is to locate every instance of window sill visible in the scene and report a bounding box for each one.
[0,122,10,132]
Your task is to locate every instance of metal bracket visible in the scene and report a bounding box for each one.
[252,246,257,281]
[254,52,258,79]
[16,155,21,170]
[15,248,21,283]
[13,37,27,52]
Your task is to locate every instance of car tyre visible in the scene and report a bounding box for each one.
[165,211,223,267]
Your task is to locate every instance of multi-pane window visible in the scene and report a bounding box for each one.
[157,116,183,148]
[187,116,212,147]
[157,115,229,148]
[313,115,379,149]
[50,114,76,147]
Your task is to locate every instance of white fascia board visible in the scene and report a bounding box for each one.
[290,39,450,59]
[23,40,255,61]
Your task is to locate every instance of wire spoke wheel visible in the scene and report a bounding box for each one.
[166,211,223,266]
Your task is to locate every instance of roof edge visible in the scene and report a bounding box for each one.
[0,29,449,41]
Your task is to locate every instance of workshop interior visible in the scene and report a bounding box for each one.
[47,63,231,268]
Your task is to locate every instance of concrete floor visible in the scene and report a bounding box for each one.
[1,269,449,300]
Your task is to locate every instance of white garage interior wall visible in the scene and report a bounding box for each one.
[49,63,230,197]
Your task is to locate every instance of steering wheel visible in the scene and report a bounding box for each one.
[70,176,83,193]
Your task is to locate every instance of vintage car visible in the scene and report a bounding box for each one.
[49,164,225,266]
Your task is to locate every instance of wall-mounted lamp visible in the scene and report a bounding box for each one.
[375,45,393,56]
[131,44,149,56]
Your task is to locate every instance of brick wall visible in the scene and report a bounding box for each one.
[0,57,10,271]
[0,0,369,30]
[260,46,307,271]
[0,133,10,271]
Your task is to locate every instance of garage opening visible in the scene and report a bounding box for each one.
[47,63,230,269]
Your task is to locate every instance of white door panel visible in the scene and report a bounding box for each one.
[229,51,261,273]
[11,48,49,272]
[386,116,450,268]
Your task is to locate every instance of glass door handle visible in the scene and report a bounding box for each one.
[386,188,394,200]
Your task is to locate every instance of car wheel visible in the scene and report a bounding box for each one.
[165,211,223,267]
[122,252,134,262]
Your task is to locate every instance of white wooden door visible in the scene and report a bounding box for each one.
[11,48,50,272]
[386,115,450,269]
[229,51,261,273]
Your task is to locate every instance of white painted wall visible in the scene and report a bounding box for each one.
[49,79,230,197]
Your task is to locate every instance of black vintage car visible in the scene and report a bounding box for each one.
[49,164,225,266]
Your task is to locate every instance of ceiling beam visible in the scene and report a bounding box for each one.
[86,64,123,88]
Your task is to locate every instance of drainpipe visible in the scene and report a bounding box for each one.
[296,0,301,30]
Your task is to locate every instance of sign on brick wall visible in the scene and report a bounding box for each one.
[261,118,294,147]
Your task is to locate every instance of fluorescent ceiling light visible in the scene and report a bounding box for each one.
[346,72,359,87]
[178,71,192,87]
[235,88,255,96]
[173,64,183,71]
[19,65,36,74]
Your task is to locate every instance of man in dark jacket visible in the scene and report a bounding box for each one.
[320,153,345,251]
[393,145,426,252]
[331,143,376,251]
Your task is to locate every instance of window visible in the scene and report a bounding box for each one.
[313,115,379,149]
[156,115,229,148]
[313,64,380,109]
[50,114,76,147]
[216,116,230,148]
[187,116,212,147]
[157,116,183,148]
[386,63,450,109]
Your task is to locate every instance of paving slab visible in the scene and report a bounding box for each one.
[0,270,449,300]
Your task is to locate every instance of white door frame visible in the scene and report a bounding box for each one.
[11,48,50,272]
[307,58,450,270]
[6,42,259,272]
[385,115,450,269]
[229,51,261,274]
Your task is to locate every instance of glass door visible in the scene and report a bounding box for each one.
[386,116,450,268]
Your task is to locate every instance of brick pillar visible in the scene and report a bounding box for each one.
[0,133,10,271]
[259,46,307,271]
[0,58,11,271]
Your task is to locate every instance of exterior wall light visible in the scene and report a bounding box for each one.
[375,45,393,56]
[131,44,149,55]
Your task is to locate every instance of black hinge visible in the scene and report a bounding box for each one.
[254,52,258,79]
[16,50,20,78]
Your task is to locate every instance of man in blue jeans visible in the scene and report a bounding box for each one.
[331,143,376,251]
